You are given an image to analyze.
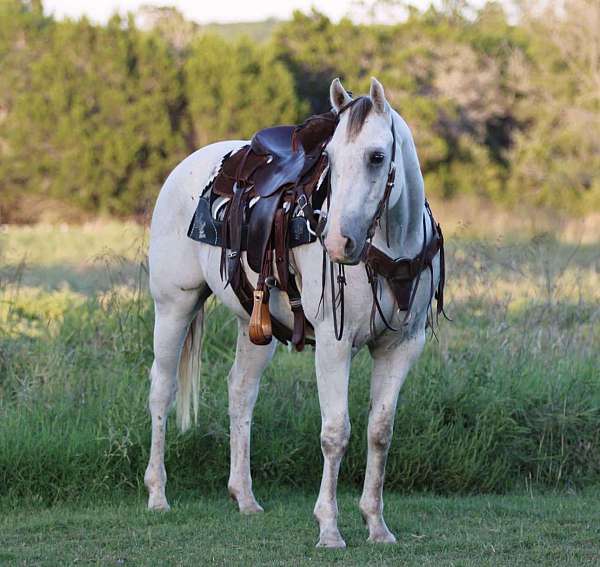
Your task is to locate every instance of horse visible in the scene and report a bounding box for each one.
[144,77,443,548]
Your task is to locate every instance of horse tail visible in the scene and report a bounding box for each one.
[176,305,205,432]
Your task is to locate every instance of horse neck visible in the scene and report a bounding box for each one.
[372,113,425,259]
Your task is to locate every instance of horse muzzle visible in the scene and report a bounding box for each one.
[324,229,365,265]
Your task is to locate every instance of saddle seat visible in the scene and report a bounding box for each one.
[212,113,337,200]
[212,126,305,199]
[252,125,298,157]
[250,126,306,197]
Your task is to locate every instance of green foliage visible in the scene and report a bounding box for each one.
[1,288,599,502]
[184,35,306,146]
[1,10,187,215]
[0,0,598,219]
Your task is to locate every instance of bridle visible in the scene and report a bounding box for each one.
[309,97,397,243]
[312,97,400,340]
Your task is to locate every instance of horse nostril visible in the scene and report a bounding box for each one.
[343,234,356,257]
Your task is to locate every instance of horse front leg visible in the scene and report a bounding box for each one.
[227,319,276,514]
[313,335,352,548]
[359,331,425,543]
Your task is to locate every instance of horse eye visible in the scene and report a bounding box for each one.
[369,152,385,165]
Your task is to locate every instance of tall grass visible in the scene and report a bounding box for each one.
[0,222,599,504]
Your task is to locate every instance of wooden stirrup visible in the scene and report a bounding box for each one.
[249,289,272,345]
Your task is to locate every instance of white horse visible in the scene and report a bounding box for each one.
[144,77,440,548]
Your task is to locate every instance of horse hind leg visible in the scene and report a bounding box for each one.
[227,319,277,514]
[144,285,208,511]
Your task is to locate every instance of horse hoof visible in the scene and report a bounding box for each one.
[316,530,346,549]
[316,538,346,549]
[367,529,397,544]
[239,501,264,514]
[147,496,170,512]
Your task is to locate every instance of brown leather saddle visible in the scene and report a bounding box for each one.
[188,101,446,350]
[189,111,337,349]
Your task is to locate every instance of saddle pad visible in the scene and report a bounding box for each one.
[187,196,315,252]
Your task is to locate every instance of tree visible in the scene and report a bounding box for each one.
[184,34,305,147]
[1,11,188,216]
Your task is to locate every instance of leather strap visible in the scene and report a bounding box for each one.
[233,266,315,348]
[274,203,309,350]
[226,183,247,290]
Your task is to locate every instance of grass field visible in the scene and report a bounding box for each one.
[2,491,600,566]
[1,208,599,562]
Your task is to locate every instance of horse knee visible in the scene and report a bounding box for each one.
[368,417,393,451]
[321,419,351,457]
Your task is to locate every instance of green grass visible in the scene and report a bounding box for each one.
[1,220,600,562]
[1,223,600,502]
[2,490,600,565]
[1,293,599,503]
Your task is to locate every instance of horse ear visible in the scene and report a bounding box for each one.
[330,78,352,113]
[370,77,387,114]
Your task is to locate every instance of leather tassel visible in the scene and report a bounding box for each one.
[249,289,272,345]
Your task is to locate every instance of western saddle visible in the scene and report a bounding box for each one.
[188,99,446,350]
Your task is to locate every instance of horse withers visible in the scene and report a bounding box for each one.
[144,77,444,548]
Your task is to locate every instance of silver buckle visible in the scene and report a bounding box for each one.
[297,194,308,210]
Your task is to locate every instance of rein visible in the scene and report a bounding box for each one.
[309,100,445,340]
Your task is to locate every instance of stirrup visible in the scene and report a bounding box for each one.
[249,289,273,345]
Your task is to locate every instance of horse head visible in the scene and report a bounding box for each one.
[323,77,406,264]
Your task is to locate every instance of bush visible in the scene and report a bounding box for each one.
[1,290,599,504]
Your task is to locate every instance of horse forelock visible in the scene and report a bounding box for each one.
[345,96,373,140]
